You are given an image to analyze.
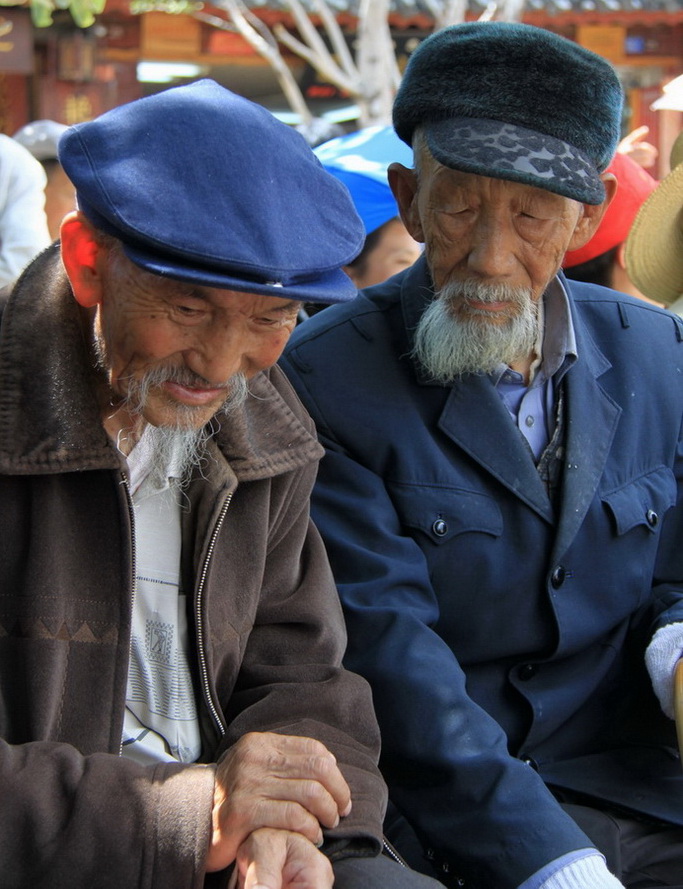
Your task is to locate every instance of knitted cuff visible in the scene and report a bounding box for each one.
[537,853,624,889]
[645,622,683,719]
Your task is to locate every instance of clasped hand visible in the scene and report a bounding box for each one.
[206,732,352,887]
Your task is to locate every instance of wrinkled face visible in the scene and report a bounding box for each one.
[396,154,589,318]
[95,246,301,429]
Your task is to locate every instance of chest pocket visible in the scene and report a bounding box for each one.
[386,481,503,545]
[602,466,677,536]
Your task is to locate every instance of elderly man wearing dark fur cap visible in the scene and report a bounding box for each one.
[281,23,683,889]
[0,80,444,889]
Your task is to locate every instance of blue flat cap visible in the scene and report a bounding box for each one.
[394,23,624,205]
[58,80,365,303]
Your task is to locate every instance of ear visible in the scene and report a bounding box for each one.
[566,172,618,253]
[615,240,628,271]
[60,212,108,308]
[388,162,425,243]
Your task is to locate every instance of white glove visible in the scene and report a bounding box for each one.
[645,622,683,719]
[534,853,624,889]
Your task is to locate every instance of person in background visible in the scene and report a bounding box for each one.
[0,79,442,889]
[563,151,659,303]
[343,215,421,290]
[625,129,683,317]
[0,133,50,286]
[312,126,421,298]
[281,22,683,889]
[13,118,76,241]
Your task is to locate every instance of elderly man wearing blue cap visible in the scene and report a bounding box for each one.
[281,22,683,889]
[0,80,443,889]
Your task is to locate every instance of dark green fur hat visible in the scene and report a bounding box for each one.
[393,22,624,204]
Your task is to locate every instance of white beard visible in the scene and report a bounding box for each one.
[119,363,250,428]
[412,279,539,382]
[121,368,250,486]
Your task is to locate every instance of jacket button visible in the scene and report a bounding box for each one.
[646,509,659,528]
[518,663,537,681]
[432,518,448,537]
[520,754,538,770]
[550,566,566,588]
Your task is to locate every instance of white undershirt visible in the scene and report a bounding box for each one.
[121,427,202,765]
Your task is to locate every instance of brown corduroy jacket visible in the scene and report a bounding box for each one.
[0,246,386,889]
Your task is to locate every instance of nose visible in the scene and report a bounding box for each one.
[465,212,517,280]
[183,324,251,385]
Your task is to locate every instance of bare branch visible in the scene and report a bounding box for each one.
[478,2,498,22]
[444,0,469,26]
[355,0,395,125]
[274,23,359,95]
[208,0,313,122]
[423,0,469,28]
[312,0,356,79]
[285,0,340,70]
[499,0,526,22]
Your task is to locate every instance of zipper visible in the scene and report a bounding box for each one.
[195,491,233,738]
[382,835,408,867]
[118,473,137,756]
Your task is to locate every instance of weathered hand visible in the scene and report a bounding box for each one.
[206,732,351,872]
[228,828,334,889]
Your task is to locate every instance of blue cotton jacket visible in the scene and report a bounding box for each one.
[280,257,683,889]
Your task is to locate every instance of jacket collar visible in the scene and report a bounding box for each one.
[397,259,620,530]
[0,247,321,480]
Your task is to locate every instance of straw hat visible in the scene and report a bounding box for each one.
[625,131,683,308]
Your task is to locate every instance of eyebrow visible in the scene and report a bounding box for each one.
[269,300,303,313]
[174,287,301,314]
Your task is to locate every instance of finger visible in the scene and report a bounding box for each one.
[260,735,352,818]
[237,829,333,889]
[248,798,326,845]
[630,125,650,141]
[258,772,350,826]
[620,125,649,147]
[223,733,352,818]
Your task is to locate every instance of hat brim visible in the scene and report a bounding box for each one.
[650,93,683,112]
[425,117,606,205]
[625,163,683,307]
[122,241,359,305]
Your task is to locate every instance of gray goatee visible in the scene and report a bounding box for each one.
[412,279,539,382]
[103,360,250,485]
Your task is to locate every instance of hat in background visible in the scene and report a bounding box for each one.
[651,75,683,112]
[563,151,658,268]
[13,119,68,161]
[625,131,683,307]
[315,126,413,236]
[393,22,623,205]
[59,79,365,304]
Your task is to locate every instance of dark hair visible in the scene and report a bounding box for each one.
[563,246,619,289]
[40,158,63,181]
[344,222,389,279]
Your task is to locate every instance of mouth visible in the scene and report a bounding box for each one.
[466,298,513,313]
[161,380,227,406]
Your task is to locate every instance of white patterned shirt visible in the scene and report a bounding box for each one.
[121,428,202,765]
